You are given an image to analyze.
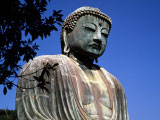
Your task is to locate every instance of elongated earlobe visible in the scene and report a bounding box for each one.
[64,45,70,56]
[63,30,70,56]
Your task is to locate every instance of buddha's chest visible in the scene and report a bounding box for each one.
[80,76,111,108]
[77,69,112,119]
[78,69,111,108]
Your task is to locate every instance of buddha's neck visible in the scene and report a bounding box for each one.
[69,52,94,69]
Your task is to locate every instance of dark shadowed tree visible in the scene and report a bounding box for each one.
[0,0,63,94]
[0,109,17,120]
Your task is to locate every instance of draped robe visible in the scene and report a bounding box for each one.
[16,55,129,120]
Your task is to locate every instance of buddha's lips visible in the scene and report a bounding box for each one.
[89,43,101,49]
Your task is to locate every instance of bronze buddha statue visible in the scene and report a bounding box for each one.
[16,7,129,120]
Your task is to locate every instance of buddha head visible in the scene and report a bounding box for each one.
[61,7,112,60]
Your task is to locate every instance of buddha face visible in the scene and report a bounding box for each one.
[67,15,110,59]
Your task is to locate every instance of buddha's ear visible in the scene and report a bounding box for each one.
[63,29,70,55]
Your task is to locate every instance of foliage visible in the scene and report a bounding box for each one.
[0,109,17,120]
[18,62,59,93]
[0,0,63,94]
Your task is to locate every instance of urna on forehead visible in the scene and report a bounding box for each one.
[61,6,112,32]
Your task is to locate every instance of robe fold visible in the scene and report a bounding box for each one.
[16,55,129,120]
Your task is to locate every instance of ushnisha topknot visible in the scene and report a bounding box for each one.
[62,6,112,31]
[60,6,112,54]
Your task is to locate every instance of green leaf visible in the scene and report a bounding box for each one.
[46,70,50,77]
[52,63,59,68]
[7,82,13,90]
[33,76,41,82]
[57,10,62,14]
[52,25,58,31]
[3,86,7,95]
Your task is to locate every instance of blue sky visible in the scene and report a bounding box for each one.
[1,0,160,120]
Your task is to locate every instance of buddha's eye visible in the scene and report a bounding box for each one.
[83,23,96,32]
[101,28,109,38]
[101,33,108,38]
[85,26,95,32]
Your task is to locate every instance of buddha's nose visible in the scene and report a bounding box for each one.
[93,30,102,43]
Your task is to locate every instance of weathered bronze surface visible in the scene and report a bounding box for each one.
[16,7,129,120]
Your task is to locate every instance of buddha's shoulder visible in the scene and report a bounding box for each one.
[32,54,68,61]
[22,54,69,70]
[27,54,68,63]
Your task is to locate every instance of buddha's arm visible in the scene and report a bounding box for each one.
[112,76,129,120]
[16,56,59,120]
[16,55,92,120]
